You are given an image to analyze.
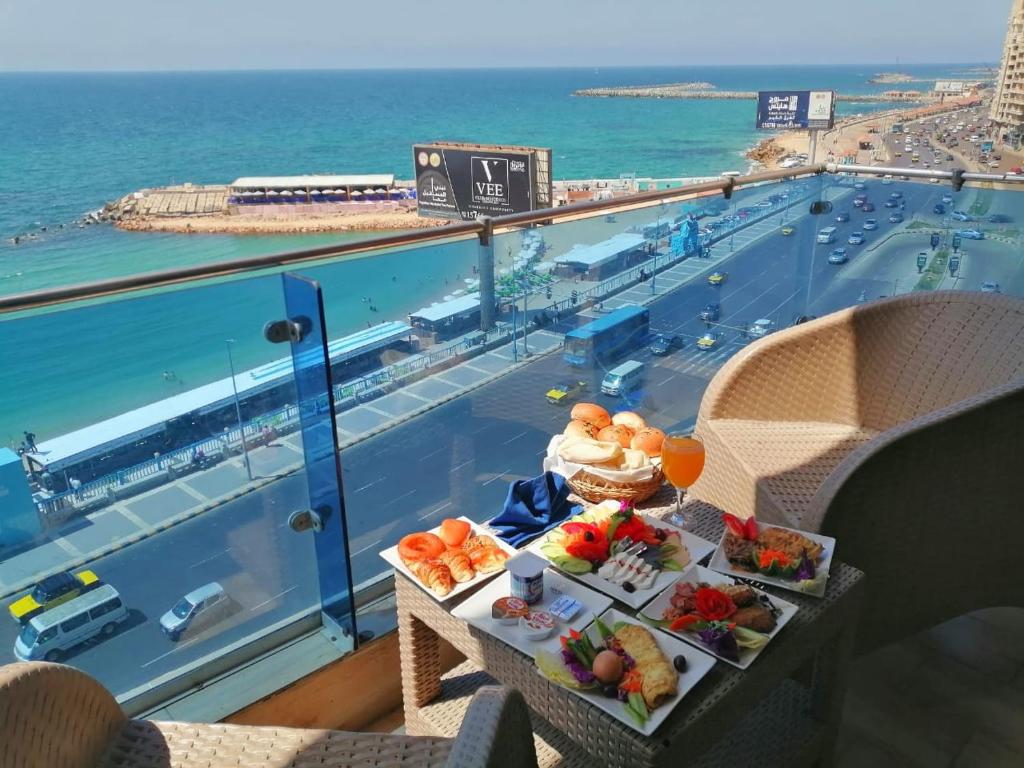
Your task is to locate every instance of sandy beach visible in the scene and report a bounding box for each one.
[116,210,449,235]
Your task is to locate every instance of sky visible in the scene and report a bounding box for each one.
[0,0,1011,71]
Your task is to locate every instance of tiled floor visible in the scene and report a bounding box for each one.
[836,607,1024,767]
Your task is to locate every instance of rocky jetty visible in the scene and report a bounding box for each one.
[868,73,917,84]
[745,138,787,166]
[574,85,934,103]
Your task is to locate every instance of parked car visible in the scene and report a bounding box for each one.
[828,248,849,264]
[951,211,973,222]
[889,212,904,223]
[955,229,985,240]
[933,203,946,214]
[981,281,1001,293]
[546,380,588,405]
[835,212,850,223]
[9,570,102,624]
[648,334,683,356]
[863,218,878,231]
[848,231,865,245]
[699,303,720,322]
[988,213,1013,223]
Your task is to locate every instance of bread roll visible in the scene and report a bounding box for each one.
[621,448,650,469]
[612,411,647,431]
[597,424,635,449]
[570,402,612,430]
[631,427,666,457]
[558,438,622,465]
[564,419,597,440]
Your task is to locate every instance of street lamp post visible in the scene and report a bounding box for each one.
[225,339,253,481]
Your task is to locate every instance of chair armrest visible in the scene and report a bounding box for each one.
[698,310,861,425]
[0,662,126,768]
[445,686,538,768]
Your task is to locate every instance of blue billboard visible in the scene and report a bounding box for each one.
[756,90,836,130]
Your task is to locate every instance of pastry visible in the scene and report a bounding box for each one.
[408,559,454,597]
[438,549,475,582]
[615,624,678,709]
[398,532,446,565]
[438,518,471,548]
[463,534,499,553]
[469,546,509,574]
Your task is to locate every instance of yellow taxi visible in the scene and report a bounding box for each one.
[546,380,587,405]
[9,569,101,624]
[781,225,795,236]
[696,332,719,351]
[707,271,728,286]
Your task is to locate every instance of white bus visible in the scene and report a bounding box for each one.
[816,226,838,244]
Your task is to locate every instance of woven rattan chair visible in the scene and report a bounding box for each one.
[689,291,1024,650]
[0,661,539,768]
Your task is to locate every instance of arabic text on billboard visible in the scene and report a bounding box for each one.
[756,90,835,130]
[413,144,538,221]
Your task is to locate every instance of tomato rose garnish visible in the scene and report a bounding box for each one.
[695,587,737,621]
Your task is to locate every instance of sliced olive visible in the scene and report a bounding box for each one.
[622,581,636,593]
[602,684,619,698]
[584,531,595,542]
[673,654,687,673]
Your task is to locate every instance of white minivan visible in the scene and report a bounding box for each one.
[13,584,127,662]
[816,226,838,244]
[601,360,645,396]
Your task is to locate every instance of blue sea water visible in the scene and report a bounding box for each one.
[0,64,983,442]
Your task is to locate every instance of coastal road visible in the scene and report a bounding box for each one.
[5,174,1016,699]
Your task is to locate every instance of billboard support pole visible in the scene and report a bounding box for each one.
[809,129,819,165]
[477,216,495,331]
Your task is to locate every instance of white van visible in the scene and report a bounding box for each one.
[13,584,127,662]
[601,360,645,396]
[816,226,838,244]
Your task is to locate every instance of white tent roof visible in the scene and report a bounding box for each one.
[410,295,481,324]
[231,174,395,190]
[554,233,645,268]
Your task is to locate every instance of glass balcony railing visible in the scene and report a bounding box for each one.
[1,164,1021,714]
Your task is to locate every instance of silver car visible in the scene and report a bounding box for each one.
[160,582,228,641]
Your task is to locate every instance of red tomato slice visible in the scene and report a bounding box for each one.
[722,513,747,538]
[744,516,759,540]
[669,614,701,632]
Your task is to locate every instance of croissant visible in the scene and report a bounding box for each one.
[469,546,509,574]
[463,534,498,554]
[438,550,475,582]
[409,559,454,596]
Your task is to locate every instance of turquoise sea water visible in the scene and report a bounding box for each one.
[0,65,985,442]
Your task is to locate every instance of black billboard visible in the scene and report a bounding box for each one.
[413,143,543,221]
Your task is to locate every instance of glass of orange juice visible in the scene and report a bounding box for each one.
[661,434,705,529]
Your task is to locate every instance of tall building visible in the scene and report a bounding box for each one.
[992,0,1024,146]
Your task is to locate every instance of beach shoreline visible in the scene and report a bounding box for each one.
[115,210,450,235]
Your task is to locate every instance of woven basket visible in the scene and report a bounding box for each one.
[566,465,665,503]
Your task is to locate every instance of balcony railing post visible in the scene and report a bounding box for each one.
[477,216,495,331]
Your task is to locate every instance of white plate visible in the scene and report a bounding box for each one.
[531,515,716,610]
[451,569,613,657]
[706,523,835,598]
[538,608,715,736]
[638,565,799,669]
[378,517,517,602]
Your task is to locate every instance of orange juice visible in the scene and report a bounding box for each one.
[661,435,705,489]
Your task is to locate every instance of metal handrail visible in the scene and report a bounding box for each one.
[0,164,825,314]
[2,160,1019,315]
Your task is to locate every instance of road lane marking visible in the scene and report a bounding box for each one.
[353,477,386,493]
[385,489,417,507]
[482,468,512,486]
[142,634,204,668]
[450,458,474,473]
[177,484,208,502]
[420,446,447,462]
[351,539,383,557]
[190,548,230,569]
[419,501,452,521]
[250,585,299,613]
[503,430,528,445]
[472,424,490,434]
[50,536,84,558]
[656,374,677,388]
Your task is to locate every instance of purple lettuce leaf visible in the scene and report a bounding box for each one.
[795,553,815,581]
[697,623,741,662]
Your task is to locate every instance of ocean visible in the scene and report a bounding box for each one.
[0,64,984,442]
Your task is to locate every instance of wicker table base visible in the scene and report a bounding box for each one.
[397,500,864,768]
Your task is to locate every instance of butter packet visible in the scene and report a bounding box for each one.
[548,594,583,622]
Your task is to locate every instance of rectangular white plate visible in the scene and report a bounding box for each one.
[539,607,716,736]
[378,516,517,602]
[451,568,613,657]
[639,564,798,669]
[530,515,716,610]
[706,523,836,598]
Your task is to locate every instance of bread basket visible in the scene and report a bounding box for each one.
[565,464,665,504]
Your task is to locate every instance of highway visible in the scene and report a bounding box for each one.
[3,172,1021,699]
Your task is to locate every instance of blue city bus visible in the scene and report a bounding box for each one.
[563,305,650,367]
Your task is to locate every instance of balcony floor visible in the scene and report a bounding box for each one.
[380,607,1024,767]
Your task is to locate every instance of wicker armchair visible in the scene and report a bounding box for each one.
[689,291,1024,650]
[0,662,538,768]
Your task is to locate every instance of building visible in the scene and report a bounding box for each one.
[552,233,647,281]
[991,0,1024,146]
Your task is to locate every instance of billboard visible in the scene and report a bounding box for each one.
[756,90,836,130]
[413,142,552,221]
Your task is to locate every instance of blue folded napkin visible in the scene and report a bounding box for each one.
[490,472,582,548]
